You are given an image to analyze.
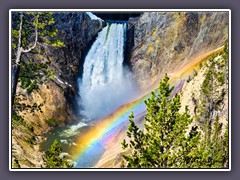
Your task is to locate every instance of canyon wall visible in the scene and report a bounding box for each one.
[12,12,104,167]
[127,12,228,89]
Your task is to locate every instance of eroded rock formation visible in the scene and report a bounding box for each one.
[127,12,228,89]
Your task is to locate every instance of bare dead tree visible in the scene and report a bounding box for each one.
[11,12,39,104]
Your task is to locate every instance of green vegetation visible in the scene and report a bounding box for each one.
[12,12,64,56]
[122,75,201,168]
[196,44,228,128]
[13,96,43,115]
[45,139,73,168]
[193,43,229,168]
[122,44,229,169]
[45,118,59,127]
[18,60,53,94]
[12,111,36,147]
[12,111,33,132]
[11,12,67,169]
[12,159,20,168]
[12,12,65,102]
[26,136,37,145]
[12,111,24,127]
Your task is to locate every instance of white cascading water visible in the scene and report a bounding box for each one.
[78,23,137,120]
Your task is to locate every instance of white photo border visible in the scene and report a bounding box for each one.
[9,9,231,171]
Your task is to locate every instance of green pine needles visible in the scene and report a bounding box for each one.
[45,139,73,168]
[122,75,200,168]
[122,73,228,168]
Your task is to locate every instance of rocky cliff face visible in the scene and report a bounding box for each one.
[127,12,228,89]
[12,12,104,168]
[20,12,105,113]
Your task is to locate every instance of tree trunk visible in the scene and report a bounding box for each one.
[12,12,39,105]
[11,64,20,105]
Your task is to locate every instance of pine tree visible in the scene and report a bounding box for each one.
[45,139,73,168]
[11,12,64,102]
[122,75,201,168]
[193,43,229,168]
[121,44,229,168]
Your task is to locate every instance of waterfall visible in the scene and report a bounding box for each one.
[78,23,137,120]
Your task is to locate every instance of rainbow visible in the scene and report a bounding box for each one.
[70,95,148,168]
[70,78,184,168]
[69,46,224,168]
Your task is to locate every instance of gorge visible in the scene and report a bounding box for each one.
[11,11,229,169]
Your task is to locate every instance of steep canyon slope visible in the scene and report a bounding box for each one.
[12,12,104,168]
[127,12,228,89]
